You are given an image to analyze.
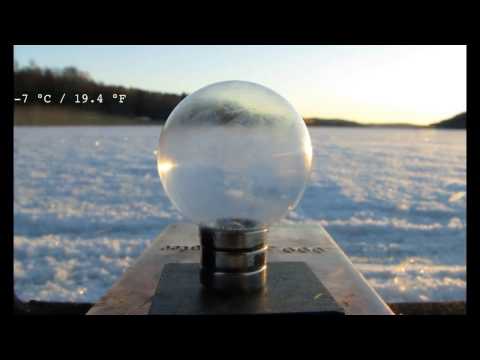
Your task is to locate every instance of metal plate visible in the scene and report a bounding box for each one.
[149,262,345,315]
[87,223,394,315]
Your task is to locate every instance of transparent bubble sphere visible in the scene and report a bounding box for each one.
[157,80,312,229]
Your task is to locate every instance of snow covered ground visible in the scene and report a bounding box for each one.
[14,126,466,303]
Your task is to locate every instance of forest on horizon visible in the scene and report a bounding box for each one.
[14,62,186,122]
[14,62,466,128]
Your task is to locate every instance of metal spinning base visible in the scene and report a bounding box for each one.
[199,219,268,293]
[149,262,345,315]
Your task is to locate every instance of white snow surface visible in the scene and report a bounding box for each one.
[14,126,466,303]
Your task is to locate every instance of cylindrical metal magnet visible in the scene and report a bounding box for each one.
[199,218,268,293]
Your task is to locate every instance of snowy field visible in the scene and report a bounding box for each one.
[14,126,466,303]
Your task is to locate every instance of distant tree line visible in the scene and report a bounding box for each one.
[431,112,466,129]
[14,62,187,122]
[15,62,465,128]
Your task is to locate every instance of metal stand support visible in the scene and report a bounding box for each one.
[199,218,268,293]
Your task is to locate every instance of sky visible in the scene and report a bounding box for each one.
[14,45,466,125]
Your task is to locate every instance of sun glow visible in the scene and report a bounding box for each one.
[275,45,467,125]
[157,159,176,175]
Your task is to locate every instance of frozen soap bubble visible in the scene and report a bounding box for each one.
[156,80,312,230]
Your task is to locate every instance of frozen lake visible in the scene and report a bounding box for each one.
[14,126,466,303]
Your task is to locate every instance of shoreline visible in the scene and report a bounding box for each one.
[14,123,466,130]
[14,107,465,129]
